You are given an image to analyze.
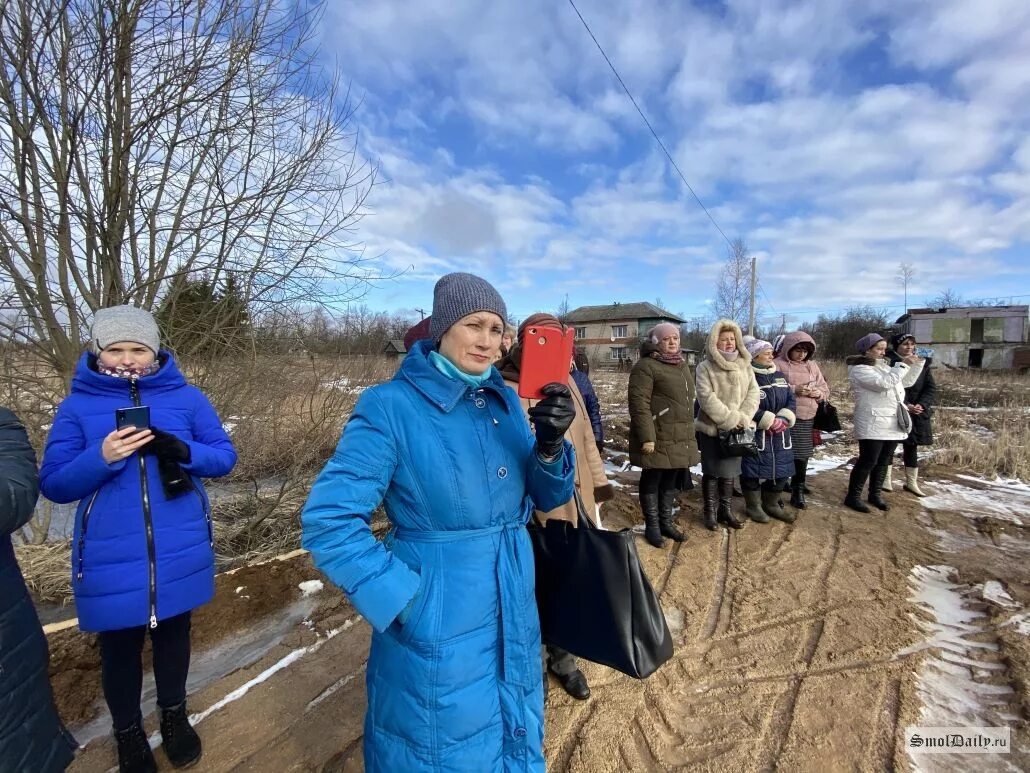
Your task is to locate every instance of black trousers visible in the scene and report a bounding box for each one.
[902,442,919,468]
[850,439,898,491]
[639,468,679,497]
[98,611,192,731]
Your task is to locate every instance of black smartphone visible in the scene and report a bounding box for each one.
[115,405,151,431]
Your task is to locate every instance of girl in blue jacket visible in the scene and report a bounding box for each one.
[40,306,236,773]
[740,339,797,524]
[302,273,576,773]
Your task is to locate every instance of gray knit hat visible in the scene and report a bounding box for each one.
[429,273,507,343]
[91,305,161,355]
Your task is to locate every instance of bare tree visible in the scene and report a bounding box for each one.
[713,238,754,327]
[926,288,965,309]
[0,0,379,382]
[898,263,916,311]
[555,294,571,324]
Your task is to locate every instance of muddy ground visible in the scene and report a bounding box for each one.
[54,444,1028,772]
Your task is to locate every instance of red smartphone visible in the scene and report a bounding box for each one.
[517,325,575,400]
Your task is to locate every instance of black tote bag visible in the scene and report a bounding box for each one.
[718,426,759,457]
[813,400,842,432]
[527,494,673,679]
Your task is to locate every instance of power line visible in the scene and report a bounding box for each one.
[567,0,734,250]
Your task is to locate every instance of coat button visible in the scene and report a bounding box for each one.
[474,397,486,408]
[513,727,527,738]
[497,467,508,478]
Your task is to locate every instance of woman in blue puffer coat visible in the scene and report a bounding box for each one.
[40,306,236,773]
[302,273,575,773]
[740,339,797,524]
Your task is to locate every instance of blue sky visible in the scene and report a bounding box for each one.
[317,0,1030,327]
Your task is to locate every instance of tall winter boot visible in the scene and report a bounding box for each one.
[716,478,744,529]
[868,466,891,511]
[640,492,664,547]
[160,702,202,769]
[701,475,719,530]
[743,489,769,522]
[790,459,808,509]
[114,721,157,773]
[881,466,893,491]
[658,487,687,541]
[762,489,795,523]
[904,467,927,497]
[844,467,871,513]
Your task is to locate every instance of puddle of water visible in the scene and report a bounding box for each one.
[900,565,1020,772]
[70,596,319,748]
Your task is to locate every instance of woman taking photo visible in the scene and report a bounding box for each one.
[844,333,923,513]
[40,306,237,773]
[886,333,936,496]
[695,320,760,531]
[302,273,575,772]
[740,339,797,523]
[498,313,611,702]
[628,322,699,547]
[773,331,831,509]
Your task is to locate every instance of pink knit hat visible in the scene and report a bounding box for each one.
[648,322,679,343]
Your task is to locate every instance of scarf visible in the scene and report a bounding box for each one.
[97,361,161,381]
[429,350,492,388]
[719,349,740,362]
[651,350,684,366]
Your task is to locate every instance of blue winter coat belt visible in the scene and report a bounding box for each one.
[395,518,532,686]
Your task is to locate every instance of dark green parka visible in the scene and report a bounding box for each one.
[628,342,700,469]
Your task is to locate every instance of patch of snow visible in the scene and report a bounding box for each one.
[235,586,246,595]
[981,581,1018,610]
[899,565,1018,772]
[665,607,685,636]
[921,478,1029,526]
[323,378,367,395]
[806,453,851,476]
[298,579,324,597]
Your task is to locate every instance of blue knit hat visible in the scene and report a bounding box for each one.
[429,273,507,343]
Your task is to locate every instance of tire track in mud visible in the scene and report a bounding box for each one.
[701,529,732,640]
[550,701,599,773]
[763,511,842,770]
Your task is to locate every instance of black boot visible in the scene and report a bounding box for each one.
[640,492,664,547]
[701,475,718,530]
[868,466,891,511]
[658,487,686,541]
[115,721,157,773]
[791,459,808,509]
[160,702,202,769]
[844,467,871,513]
[716,478,744,529]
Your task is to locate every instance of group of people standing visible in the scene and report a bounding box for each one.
[626,319,937,542]
[3,272,939,773]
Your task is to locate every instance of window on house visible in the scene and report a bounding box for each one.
[610,346,627,360]
[575,326,587,339]
[612,325,628,338]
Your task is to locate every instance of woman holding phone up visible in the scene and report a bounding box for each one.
[40,306,236,773]
[302,274,575,772]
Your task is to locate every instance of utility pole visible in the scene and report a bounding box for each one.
[415,307,427,321]
[748,256,757,337]
[780,313,786,334]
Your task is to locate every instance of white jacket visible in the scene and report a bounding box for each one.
[847,356,924,441]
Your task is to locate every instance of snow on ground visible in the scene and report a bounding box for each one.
[322,378,367,394]
[899,565,1019,772]
[806,452,851,476]
[982,581,1018,610]
[920,477,1030,526]
[298,579,324,596]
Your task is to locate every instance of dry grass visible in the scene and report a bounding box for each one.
[14,540,72,603]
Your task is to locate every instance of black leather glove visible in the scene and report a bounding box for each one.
[144,427,191,464]
[528,383,575,460]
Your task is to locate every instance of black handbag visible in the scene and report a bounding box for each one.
[527,494,673,679]
[813,400,842,432]
[718,426,759,457]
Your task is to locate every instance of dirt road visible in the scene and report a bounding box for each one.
[58,460,1028,772]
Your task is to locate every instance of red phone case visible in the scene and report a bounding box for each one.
[517,326,575,400]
